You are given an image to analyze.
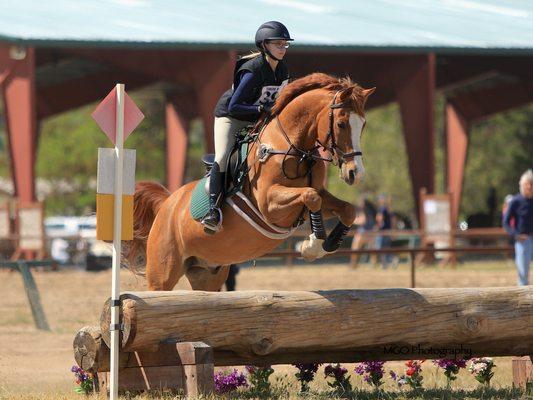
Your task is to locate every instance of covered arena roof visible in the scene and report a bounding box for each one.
[1,0,533,53]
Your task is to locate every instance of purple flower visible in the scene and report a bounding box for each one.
[324,364,348,382]
[355,361,386,388]
[433,359,467,384]
[433,359,467,370]
[293,363,320,374]
[214,369,248,394]
[389,370,397,380]
[71,365,93,394]
[293,363,321,392]
[324,363,352,393]
[354,361,385,376]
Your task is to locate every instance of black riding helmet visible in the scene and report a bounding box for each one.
[255,21,293,61]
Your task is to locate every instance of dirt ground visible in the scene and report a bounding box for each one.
[0,258,522,397]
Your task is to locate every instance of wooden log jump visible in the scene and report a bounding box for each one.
[98,287,533,364]
[74,326,110,372]
[74,326,214,395]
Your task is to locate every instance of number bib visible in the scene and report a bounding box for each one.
[254,79,289,106]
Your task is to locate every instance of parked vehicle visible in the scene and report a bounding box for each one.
[44,215,111,270]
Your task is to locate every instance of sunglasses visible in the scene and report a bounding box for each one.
[266,40,290,49]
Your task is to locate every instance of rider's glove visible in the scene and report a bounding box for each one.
[258,104,273,116]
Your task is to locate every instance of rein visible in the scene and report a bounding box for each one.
[262,89,363,180]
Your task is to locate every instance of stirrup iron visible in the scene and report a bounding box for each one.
[202,208,223,234]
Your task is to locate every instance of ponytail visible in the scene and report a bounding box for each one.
[239,51,262,60]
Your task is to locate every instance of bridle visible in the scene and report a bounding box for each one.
[317,90,363,166]
[262,89,363,179]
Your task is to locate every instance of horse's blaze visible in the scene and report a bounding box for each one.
[348,112,366,184]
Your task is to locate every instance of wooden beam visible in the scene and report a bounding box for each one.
[437,55,533,89]
[445,102,469,224]
[36,70,155,119]
[61,48,224,83]
[1,45,37,201]
[192,51,236,153]
[165,93,195,191]
[100,287,533,365]
[394,54,436,220]
[448,79,533,121]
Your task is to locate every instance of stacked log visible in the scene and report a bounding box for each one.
[73,326,110,372]
[96,287,533,365]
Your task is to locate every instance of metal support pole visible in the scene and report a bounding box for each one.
[110,83,125,400]
[410,250,416,288]
[16,261,50,331]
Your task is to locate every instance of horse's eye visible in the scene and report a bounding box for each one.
[337,121,346,129]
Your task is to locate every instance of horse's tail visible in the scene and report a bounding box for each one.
[124,181,170,276]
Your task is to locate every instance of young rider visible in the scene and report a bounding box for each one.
[202,21,294,233]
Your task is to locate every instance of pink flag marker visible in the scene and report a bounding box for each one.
[92,87,144,144]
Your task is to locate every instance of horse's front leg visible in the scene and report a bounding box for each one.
[319,189,357,252]
[266,184,323,221]
[320,189,357,227]
[265,184,326,261]
[297,189,356,261]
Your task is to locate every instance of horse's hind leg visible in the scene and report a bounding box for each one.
[146,254,184,290]
[145,204,184,291]
[185,265,230,292]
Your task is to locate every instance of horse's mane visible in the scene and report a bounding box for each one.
[271,73,367,116]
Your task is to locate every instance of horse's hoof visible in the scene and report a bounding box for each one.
[300,234,328,261]
[302,254,317,262]
[300,240,318,262]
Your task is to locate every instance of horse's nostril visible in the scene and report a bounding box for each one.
[349,170,355,182]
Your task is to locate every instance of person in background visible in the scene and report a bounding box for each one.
[502,194,515,246]
[350,196,376,268]
[502,194,515,218]
[503,169,533,286]
[374,194,393,269]
[225,264,240,291]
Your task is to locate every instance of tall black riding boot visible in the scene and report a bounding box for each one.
[201,162,224,234]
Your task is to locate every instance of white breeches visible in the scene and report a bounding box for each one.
[213,116,250,172]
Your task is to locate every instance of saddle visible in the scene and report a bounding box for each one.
[189,126,298,239]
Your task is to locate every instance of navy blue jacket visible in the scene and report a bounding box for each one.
[377,206,392,230]
[214,54,289,122]
[503,194,533,237]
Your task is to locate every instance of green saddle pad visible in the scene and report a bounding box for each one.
[190,177,210,221]
[190,141,250,221]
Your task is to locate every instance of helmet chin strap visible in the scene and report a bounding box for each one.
[262,44,283,62]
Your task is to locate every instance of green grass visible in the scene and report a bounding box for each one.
[1,387,529,400]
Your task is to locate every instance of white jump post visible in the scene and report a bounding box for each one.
[110,83,125,400]
[93,83,143,399]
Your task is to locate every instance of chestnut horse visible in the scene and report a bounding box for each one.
[128,73,374,291]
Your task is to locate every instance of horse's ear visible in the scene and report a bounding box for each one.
[362,87,376,98]
[360,87,376,107]
[338,87,355,102]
